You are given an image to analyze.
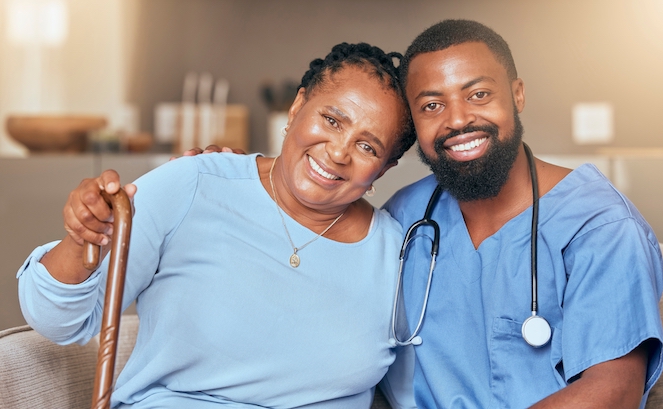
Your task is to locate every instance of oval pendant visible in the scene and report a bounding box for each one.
[289,253,300,268]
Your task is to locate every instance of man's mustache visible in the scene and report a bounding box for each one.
[433,124,500,154]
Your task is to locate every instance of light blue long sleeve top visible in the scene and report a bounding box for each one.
[17,153,409,409]
[384,164,663,409]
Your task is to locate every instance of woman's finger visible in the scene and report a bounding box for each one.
[63,173,122,245]
[99,169,122,194]
[63,197,111,246]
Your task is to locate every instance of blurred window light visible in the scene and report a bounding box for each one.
[572,102,614,145]
[5,0,68,46]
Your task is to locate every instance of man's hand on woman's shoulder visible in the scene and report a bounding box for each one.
[170,145,246,161]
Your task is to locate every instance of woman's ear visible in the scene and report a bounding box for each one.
[375,160,398,180]
[287,88,307,127]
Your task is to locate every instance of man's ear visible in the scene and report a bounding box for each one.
[375,160,398,180]
[512,78,525,113]
[287,88,307,127]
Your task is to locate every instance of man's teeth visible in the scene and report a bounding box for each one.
[449,137,487,152]
[308,156,340,180]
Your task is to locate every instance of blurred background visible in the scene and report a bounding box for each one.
[1,0,662,328]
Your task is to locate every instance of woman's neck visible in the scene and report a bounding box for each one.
[256,156,373,242]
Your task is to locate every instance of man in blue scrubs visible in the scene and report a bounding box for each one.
[383,19,663,408]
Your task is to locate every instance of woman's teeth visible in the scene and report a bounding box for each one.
[449,137,487,152]
[308,156,340,180]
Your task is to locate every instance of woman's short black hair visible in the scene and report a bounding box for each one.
[401,19,518,88]
[299,42,416,164]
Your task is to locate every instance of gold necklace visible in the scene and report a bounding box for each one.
[269,157,345,268]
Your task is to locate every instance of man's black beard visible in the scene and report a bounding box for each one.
[418,112,524,202]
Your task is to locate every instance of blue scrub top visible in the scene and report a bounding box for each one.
[384,164,663,408]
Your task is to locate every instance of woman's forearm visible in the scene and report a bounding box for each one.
[40,235,105,284]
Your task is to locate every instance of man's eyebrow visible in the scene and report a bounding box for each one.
[414,76,498,100]
[414,90,444,100]
[461,76,495,90]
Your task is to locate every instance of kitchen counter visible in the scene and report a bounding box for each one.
[0,153,170,330]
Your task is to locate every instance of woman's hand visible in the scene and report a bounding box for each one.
[64,170,137,248]
[40,170,137,283]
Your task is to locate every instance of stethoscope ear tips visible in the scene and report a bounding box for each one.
[411,336,422,346]
[388,338,397,347]
[522,315,552,348]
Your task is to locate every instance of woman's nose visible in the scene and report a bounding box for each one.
[326,138,351,164]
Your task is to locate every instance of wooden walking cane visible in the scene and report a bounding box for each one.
[82,188,133,409]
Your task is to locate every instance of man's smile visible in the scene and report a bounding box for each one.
[449,136,488,152]
[440,131,492,162]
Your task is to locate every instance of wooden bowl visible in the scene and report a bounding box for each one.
[123,132,154,153]
[6,115,107,152]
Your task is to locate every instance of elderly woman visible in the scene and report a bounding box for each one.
[17,42,416,408]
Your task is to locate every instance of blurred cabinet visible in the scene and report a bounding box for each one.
[156,103,249,153]
[0,153,169,330]
[220,105,250,152]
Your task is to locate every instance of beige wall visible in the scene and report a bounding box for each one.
[2,0,663,329]
[127,0,663,154]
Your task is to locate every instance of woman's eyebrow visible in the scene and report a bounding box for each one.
[362,131,385,151]
[324,105,386,151]
[325,105,351,123]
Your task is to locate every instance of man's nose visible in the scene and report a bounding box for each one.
[442,100,476,131]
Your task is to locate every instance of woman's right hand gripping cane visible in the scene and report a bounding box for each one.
[40,170,137,284]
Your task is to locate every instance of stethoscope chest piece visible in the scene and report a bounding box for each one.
[521,315,551,348]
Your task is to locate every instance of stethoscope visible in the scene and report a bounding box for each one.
[389,143,552,348]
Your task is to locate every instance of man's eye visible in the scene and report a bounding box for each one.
[423,102,440,111]
[472,91,488,100]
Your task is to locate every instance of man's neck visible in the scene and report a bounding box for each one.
[458,146,535,249]
[458,146,573,249]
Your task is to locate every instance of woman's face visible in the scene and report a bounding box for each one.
[279,65,405,212]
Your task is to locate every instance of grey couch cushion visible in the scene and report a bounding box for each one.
[0,314,138,409]
[0,325,99,409]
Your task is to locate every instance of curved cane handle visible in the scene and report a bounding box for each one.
[83,188,132,409]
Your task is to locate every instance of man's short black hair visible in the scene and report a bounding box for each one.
[401,19,518,87]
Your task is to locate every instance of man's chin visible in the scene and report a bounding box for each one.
[418,146,474,175]
[417,146,437,169]
[418,136,522,202]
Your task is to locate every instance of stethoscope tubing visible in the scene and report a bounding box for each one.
[390,185,442,347]
[389,143,551,348]
[525,143,540,316]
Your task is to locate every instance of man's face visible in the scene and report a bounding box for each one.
[405,42,526,201]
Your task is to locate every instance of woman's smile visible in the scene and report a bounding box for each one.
[307,155,342,181]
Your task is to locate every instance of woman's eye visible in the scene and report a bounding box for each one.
[325,116,339,128]
[358,142,376,155]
